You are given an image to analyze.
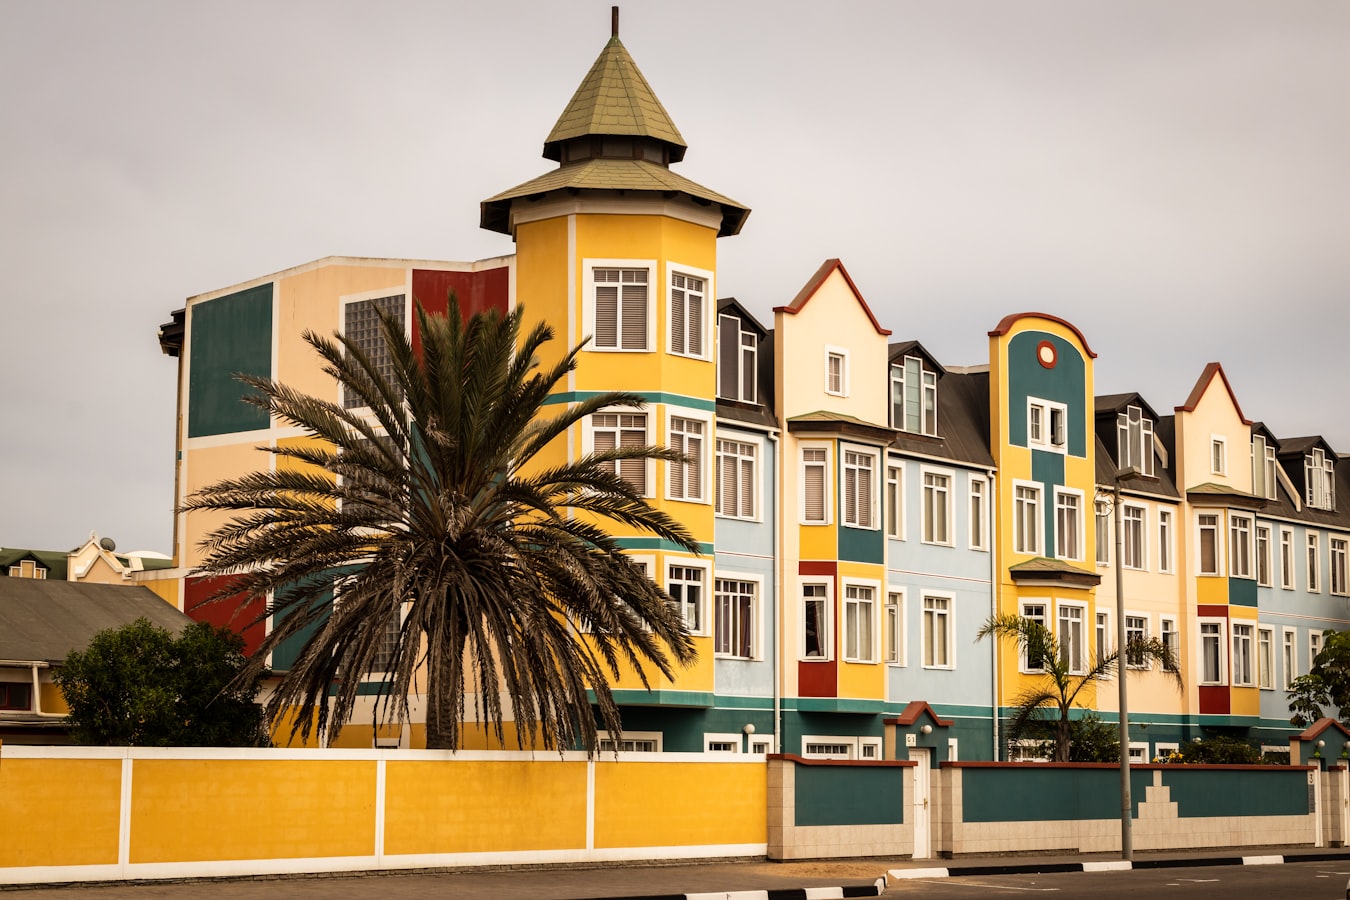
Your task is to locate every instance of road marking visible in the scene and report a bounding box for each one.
[1177,878,1220,882]
[908,880,1057,892]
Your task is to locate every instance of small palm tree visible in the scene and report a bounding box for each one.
[181,298,698,752]
[978,613,1182,762]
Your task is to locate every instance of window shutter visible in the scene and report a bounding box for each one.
[718,316,737,399]
[687,282,703,356]
[804,449,826,521]
[621,282,647,349]
[671,278,686,355]
[739,456,754,517]
[858,461,873,528]
[594,270,619,348]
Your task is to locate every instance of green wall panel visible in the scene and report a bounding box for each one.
[795,763,905,827]
[962,767,1149,821]
[1229,578,1258,607]
[1161,768,1310,817]
[1032,451,1066,557]
[188,284,274,438]
[1005,332,1087,457]
[838,523,884,564]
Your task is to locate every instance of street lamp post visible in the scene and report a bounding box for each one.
[1110,466,1140,861]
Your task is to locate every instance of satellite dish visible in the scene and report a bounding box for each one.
[99,537,116,552]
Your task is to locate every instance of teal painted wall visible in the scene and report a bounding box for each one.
[839,522,884,564]
[962,766,1149,821]
[794,763,905,826]
[1161,768,1310,817]
[1005,332,1087,457]
[188,284,274,438]
[1031,451,1066,558]
[1229,578,1258,607]
[270,575,336,672]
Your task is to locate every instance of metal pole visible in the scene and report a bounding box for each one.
[1113,483,1133,860]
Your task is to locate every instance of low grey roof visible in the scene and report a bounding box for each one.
[0,580,193,664]
[891,370,994,468]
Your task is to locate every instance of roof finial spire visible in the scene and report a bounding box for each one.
[612,6,619,38]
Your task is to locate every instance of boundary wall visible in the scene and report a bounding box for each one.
[0,746,766,885]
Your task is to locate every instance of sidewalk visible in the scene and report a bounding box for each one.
[8,848,1350,899]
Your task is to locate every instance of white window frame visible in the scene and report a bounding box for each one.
[1257,625,1275,690]
[1308,531,1321,593]
[824,345,849,397]
[1229,512,1254,579]
[1096,610,1112,670]
[1117,405,1155,477]
[714,572,762,660]
[1013,480,1043,556]
[1057,601,1087,675]
[1255,524,1273,587]
[921,466,954,546]
[886,590,905,666]
[1154,741,1180,762]
[1158,508,1175,574]
[703,732,743,753]
[666,409,711,503]
[667,559,710,637]
[842,579,880,663]
[1307,447,1336,511]
[667,263,713,360]
[841,445,880,530]
[885,462,905,540]
[1252,435,1278,501]
[799,442,832,525]
[969,475,989,551]
[1311,630,1324,669]
[1054,487,1084,562]
[1124,613,1149,670]
[1127,742,1150,764]
[1197,511,1223,576]
[1027,397,1068,453]
[922,591,955,670]
[1020,600,1050,673]
[715,433,760,521]
[890,355,938,436]
[584,259,655,352]
[1232,623,1255,687]
[801,735,881,761]
[586,408,652,498]
[1199,619,1227,686]
[1283,627,1298,686]
[598,730,662,752]
[1280,527,1295,590]
[1122,504,1147,571]
[1332,537,1349,596]
[1095,500,1111,566]
[1160,615,1178,672]
[717,313,758,403]
[339,289,410,411]
[800,579,833,661]
[1210,436,1227,475]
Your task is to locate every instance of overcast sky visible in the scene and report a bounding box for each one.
[2,1,1347,554]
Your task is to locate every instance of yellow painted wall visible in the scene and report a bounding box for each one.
[593,760,766,848]
[129,759,376,863]
[384,760,587,854]
[0,759,121,867]
[38,680,67,715]
[140,577,180,607]
[276,263,410,402]
[1197,577,1229,605]
[182,442,275,568]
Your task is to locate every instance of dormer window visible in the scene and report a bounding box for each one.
[890,356,937,436]
[1116,405,1155,477]
[1252,435,1277,500]
[1307,447,1336,510]
[1028,398,1067,453]
[717,314,757,403]
[8,560,47,579]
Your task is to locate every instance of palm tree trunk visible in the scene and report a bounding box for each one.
[1055,712,1072,763]
[425,644,459,750]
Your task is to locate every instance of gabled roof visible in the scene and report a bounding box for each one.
[542,34,687,163]
[1094,392,1162,423]
[0,579,192,664]
[888,339,946,377]
[1008,557,1101,587]
[717,297,769,338]
[1175,362,1251,425]
[773,259,892,336]
[1094,434,1180,500]
[787,410,895,443]
[987,312,1097,358]
[885,700,954,729]
[1277,435,1337,461]
[1296,717,1350,743]
[890,370,995,468]
[1250,421,1280,448]
[0,548,70,581]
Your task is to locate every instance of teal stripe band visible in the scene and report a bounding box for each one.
[543,390,716,412]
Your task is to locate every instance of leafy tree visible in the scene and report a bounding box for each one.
[180,299,697,752]
[1177,734,1263,764]
[55,618,268,746]
[1289,628,1349,728]
[1020,713,1121,762]
[978,613,1182,762]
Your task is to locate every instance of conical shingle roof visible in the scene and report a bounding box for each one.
[543,35,686,162]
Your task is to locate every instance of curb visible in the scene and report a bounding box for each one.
[888,852,1329,881]
[601,880,887,900]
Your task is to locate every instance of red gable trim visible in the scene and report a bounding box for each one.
[1175,361,1252,424]
[1296,717,1350,743]
[884,700,955,728]
[988,312,1098,359]
[774,258,892,336]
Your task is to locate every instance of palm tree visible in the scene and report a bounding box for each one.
[181,298,698,752]
[978,613,1182,762]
